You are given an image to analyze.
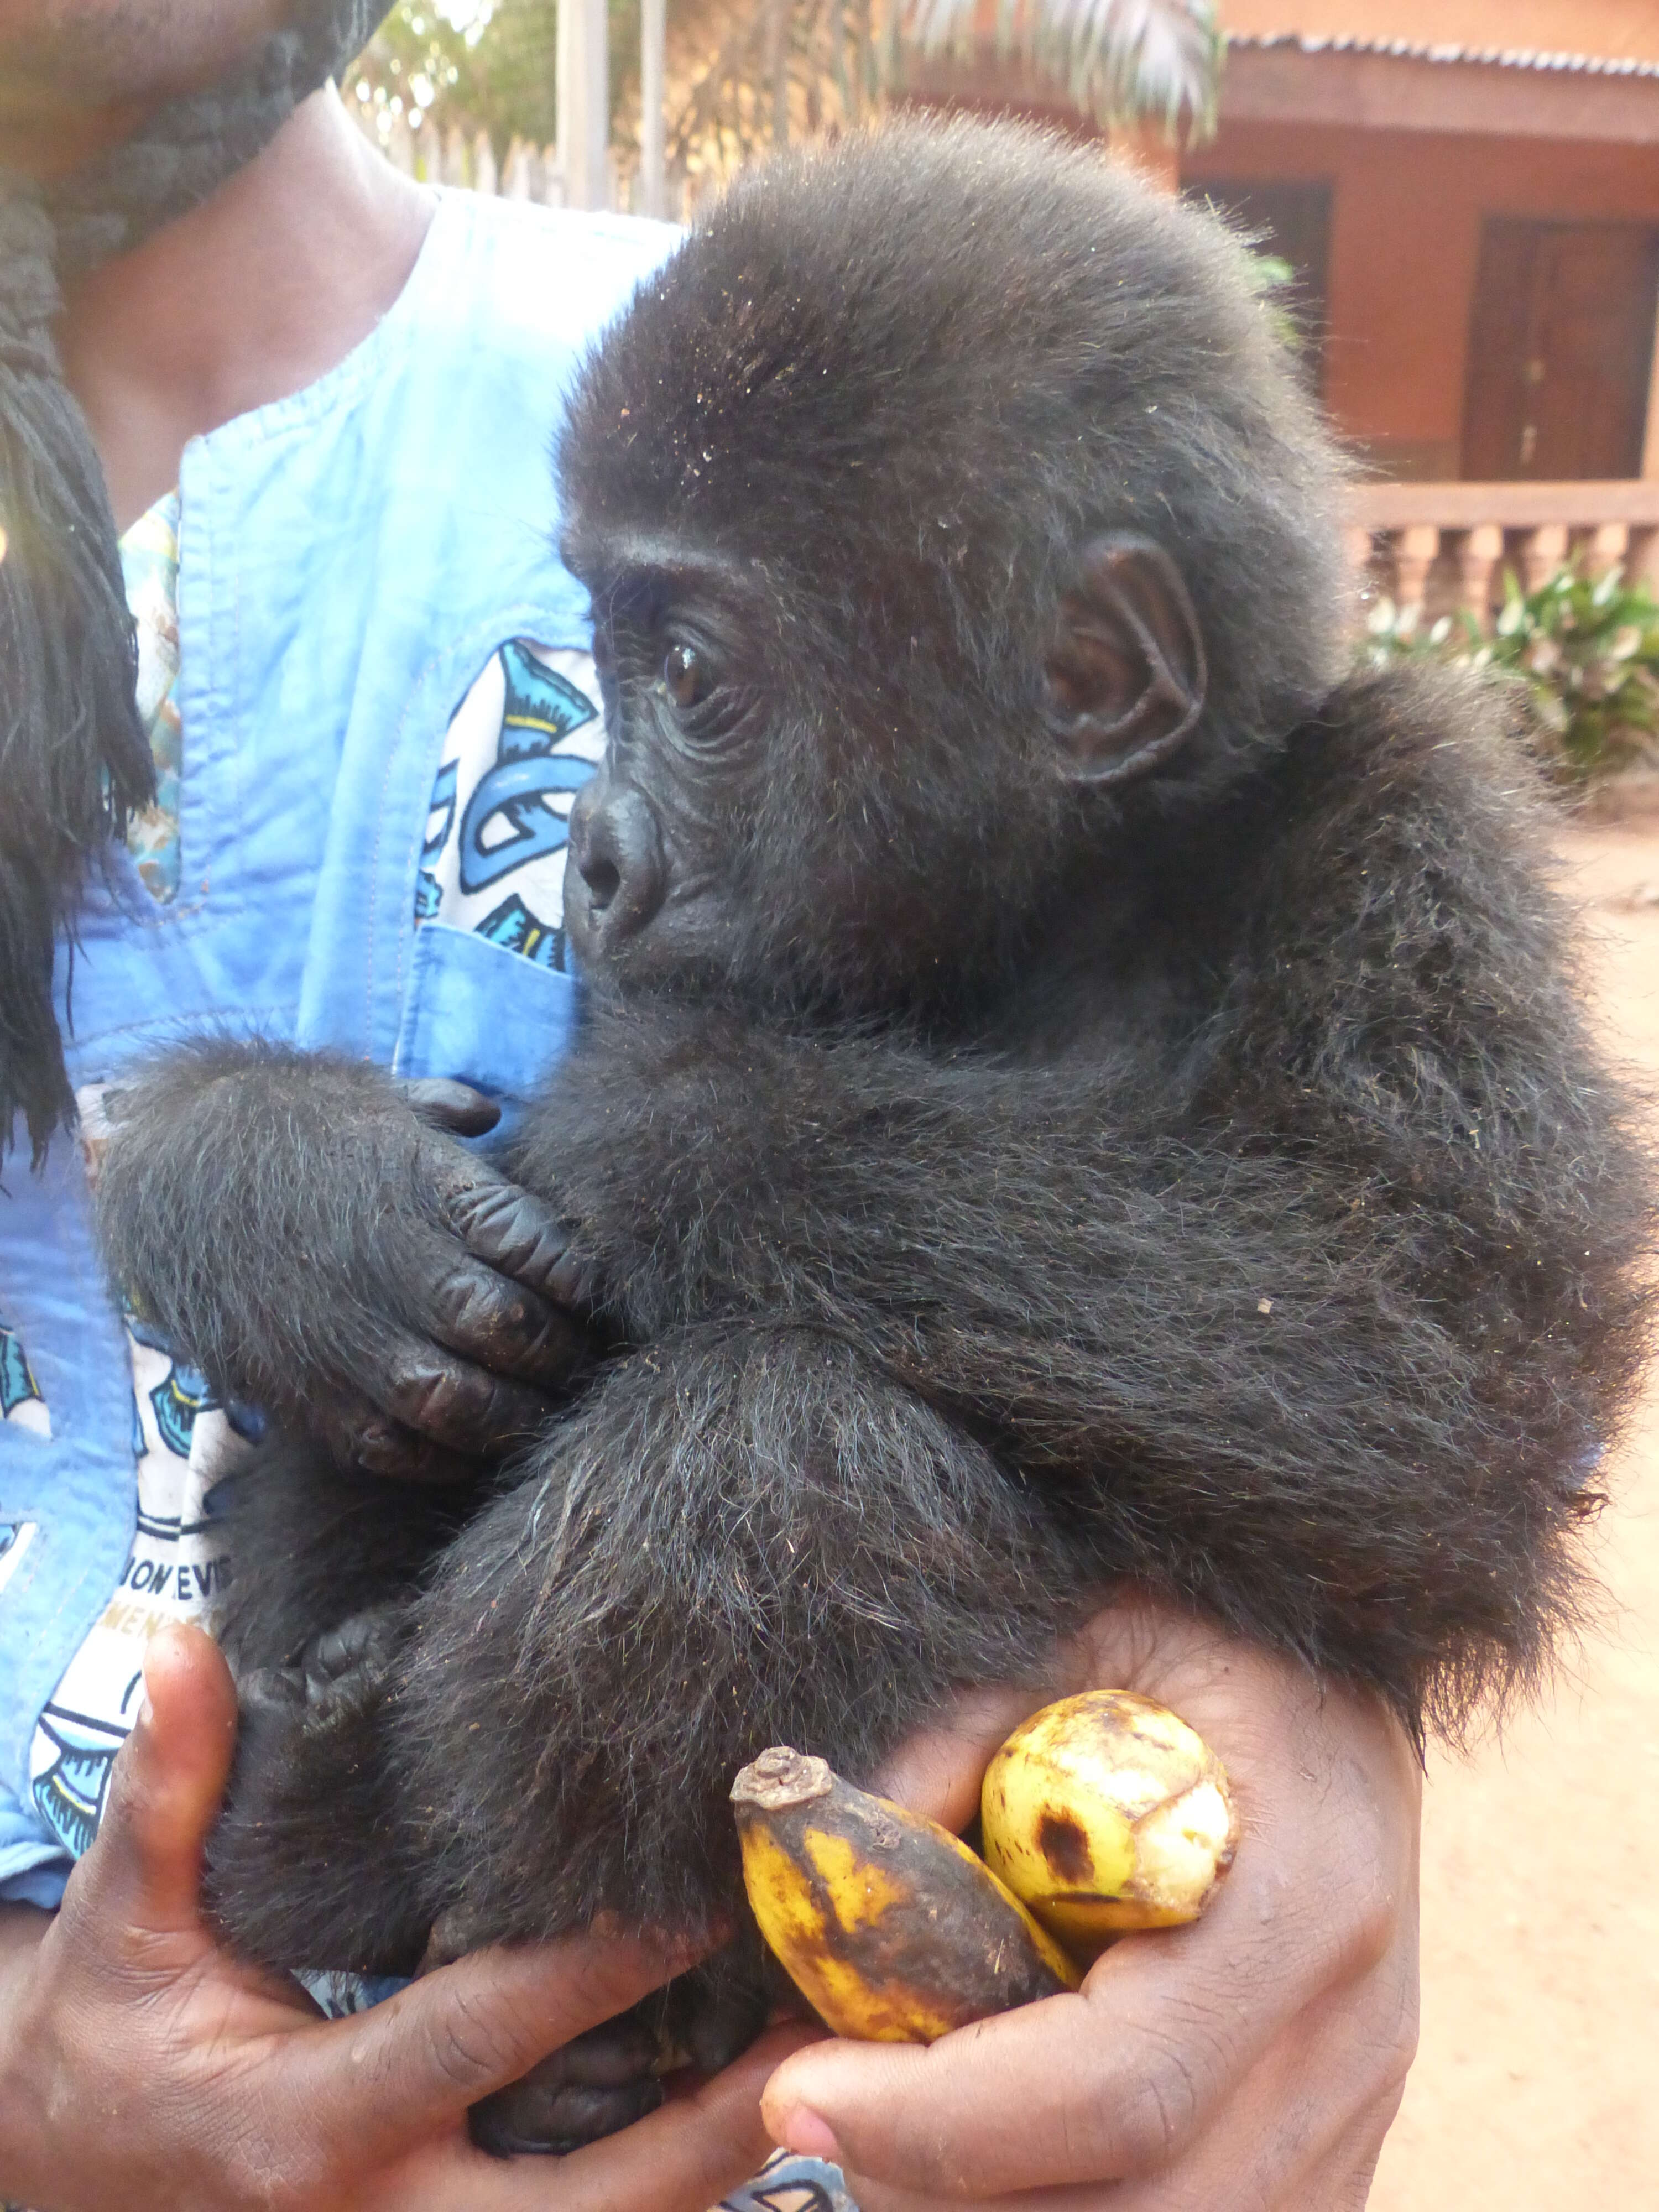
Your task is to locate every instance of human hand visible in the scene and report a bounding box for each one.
[0,1624,813,2212]
[97,1043,593,1481]
[759,1590,1421,2210]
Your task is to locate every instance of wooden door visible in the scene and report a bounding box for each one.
[1463,220,1659,481]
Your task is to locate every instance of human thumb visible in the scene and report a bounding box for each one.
[66,1622,239,1951]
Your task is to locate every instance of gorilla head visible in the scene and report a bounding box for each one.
[559,121,1350,1018]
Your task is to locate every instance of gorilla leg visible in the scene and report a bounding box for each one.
[397,1323,1088,1949]
[204,1441,486,1974]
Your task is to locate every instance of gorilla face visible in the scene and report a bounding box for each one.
[560,513,1208,1018]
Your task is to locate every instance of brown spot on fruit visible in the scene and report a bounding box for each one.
[1037,1810,1094,1885]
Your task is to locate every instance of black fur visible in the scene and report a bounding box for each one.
[97,123,1648,2023]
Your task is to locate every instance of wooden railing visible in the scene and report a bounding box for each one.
[1348,483,1659,627]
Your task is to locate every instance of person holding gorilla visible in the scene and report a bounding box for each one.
[0,12,1467,2210]
[88,117,1644,2188]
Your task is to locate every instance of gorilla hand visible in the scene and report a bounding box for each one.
[97,1040,590,1480]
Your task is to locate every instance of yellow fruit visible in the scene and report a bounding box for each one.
[980,1691,1237,1959]
[732,1745,1079,2043]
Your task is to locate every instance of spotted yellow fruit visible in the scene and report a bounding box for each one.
[980,1691,1237,1960]
[732,1745,1079,2042]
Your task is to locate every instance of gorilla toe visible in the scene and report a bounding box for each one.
[468,2015,665,2157]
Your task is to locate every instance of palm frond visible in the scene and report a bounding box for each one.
[907,0,1221,135]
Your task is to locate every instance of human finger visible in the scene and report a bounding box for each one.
[762,1708,1406,2200]
[870,1684,1045,1833]
[354,2022,820,2212]
[60,1623,238,1952]
[523,2023,823,2212]
[841,1983,1412,2212]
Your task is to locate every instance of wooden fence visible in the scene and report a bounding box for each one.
[1350,482,1659,627]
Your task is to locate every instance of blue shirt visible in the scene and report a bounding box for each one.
[0,188,675,1901]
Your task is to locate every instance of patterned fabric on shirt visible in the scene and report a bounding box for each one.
[27,1087,250,1863]
[414,635,605,963]
[721,2150,859,2212]
[0,1320,48,1439]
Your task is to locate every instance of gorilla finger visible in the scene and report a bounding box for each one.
[469,2072,666,2158]
[398,1076,503,1137]
[442,1171,589,1305]
[301,1606,404,1710]
[317,1394,487,1484]
[374,1338,553,1454]
[415,1238,589,1387]
[469,2025,667,2159]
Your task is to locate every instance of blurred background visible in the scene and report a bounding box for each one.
[348,4,1659,2202]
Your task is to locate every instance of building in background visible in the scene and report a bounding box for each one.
[914,2,1659,488]
[351,0,1659,631]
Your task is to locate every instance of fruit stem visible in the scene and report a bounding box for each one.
[731,1746,834,1811]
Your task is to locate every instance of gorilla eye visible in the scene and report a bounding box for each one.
[662,643,709,710]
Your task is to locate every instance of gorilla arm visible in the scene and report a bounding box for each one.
[513,671,1649,1733]
[201,1317,1087,1968]
[96,1045,590,1480]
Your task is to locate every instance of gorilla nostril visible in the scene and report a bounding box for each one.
[584,858,622,912]
[570,787,666,945]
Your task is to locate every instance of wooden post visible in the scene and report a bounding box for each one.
[1519,523,1569,593]
[1342,524,1375,583]
[559,0,611,210]
[503,137,535,200]
[1587,521,1630,578]
[1455,524,1504,631]
[1106,124,1180,192]
[1392,525,1439,619]
[640,0,667,218]
[769,0,791,147]
[1627,526,1659,591]
[385,108,415,175]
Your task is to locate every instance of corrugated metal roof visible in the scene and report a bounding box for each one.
[1226,31,1659,81]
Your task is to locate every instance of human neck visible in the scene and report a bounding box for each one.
[56,91,434,532]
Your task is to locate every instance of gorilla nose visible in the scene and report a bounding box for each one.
[568,782,667,948]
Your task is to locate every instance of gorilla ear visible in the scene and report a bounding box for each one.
[1043,534,1208,785]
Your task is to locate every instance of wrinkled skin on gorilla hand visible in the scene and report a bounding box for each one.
[96,118,1651,2154]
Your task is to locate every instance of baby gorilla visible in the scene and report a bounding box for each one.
[100,119,1648,2151]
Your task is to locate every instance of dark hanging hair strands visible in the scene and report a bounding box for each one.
[0,2,384,1163]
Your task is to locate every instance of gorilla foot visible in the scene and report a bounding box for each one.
[208,1602,430,1976]
[468,2015,665,2157]
[236,1603,402,1742]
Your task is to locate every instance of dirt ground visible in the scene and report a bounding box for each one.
[1369,817,1659,2211]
